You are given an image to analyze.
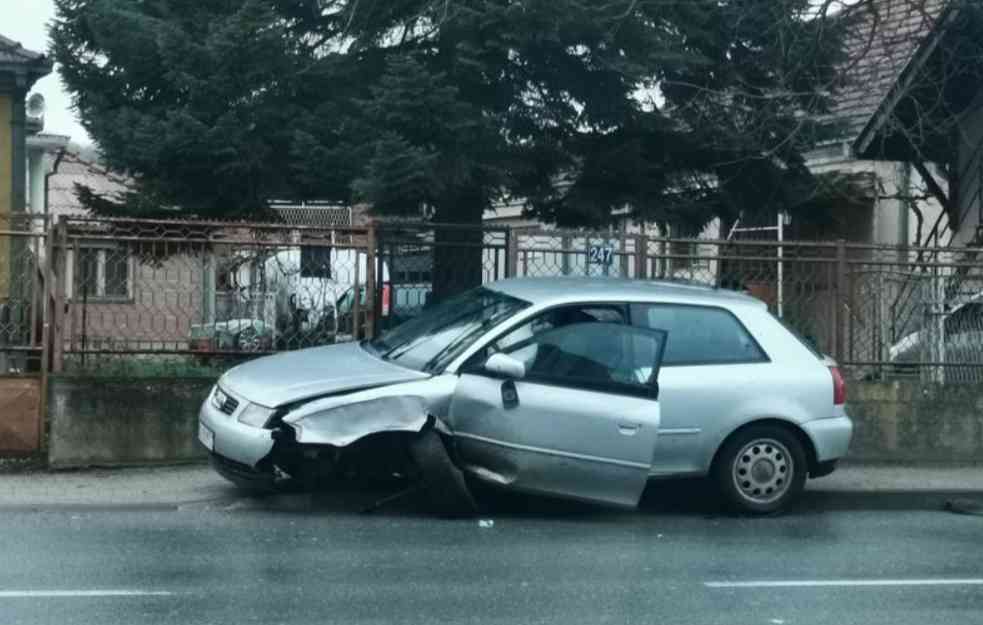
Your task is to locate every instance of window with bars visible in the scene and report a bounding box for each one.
[74,247,132,300]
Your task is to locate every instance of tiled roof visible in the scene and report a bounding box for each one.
[46,152,132,220]
[0,33,47,65]
[831,0,947,145]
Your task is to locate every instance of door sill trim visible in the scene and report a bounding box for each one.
[454,432,651,470]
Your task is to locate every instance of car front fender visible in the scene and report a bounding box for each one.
[281,375,459,447]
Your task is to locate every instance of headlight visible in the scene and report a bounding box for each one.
[211,386,229,411]
[238,403,275,428]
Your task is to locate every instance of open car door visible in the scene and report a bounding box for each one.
[449,321,667,508]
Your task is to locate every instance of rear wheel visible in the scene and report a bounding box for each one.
[713,425,807,514]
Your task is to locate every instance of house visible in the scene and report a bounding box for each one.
[803,0,983,374]
[0,34,52,377]
[851,0,983,249]
[0,33,51,216]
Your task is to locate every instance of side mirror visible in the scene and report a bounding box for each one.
[484,353,526,380]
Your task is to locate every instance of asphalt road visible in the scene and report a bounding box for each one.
[2,482,983,625]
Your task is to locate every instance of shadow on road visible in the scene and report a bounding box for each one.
[228,476,978,519]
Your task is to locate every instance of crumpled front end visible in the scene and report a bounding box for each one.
[277,375,458,446]
[284,396,430,446]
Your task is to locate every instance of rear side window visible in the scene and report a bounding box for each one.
[631,304,767,366]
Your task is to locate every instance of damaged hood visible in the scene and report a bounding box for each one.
[220,342,429,407]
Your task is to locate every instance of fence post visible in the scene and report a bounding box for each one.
[506,228,519,278]
[835,239,847,362]
[38,219,55,450]
[634,234,647,280]
[52,218,67,373]
[561,234,571,276]
[619,234,629,278]
[364,222,377,339]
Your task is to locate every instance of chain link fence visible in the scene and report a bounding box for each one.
[845,245,983,384]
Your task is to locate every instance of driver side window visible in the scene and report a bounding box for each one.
[487,305,627,370]
[480,305,664,396]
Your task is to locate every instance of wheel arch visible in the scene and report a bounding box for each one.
[709,418,819,476]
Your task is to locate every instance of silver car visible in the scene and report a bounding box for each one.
[198,277,853,514]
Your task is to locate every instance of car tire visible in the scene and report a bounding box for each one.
[408,429,477,517]
[713,425,807,514]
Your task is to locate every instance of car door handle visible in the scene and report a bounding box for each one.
[617,422,641,436]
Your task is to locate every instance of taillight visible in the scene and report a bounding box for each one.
[829,366,846,405]
[381,284,391,317]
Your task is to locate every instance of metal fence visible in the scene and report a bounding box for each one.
[377,224,983,384]
[52,216,374,376]
[0,212,48,375]
[19,215,983,383]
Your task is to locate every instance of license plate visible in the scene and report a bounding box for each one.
[198,422,215,451]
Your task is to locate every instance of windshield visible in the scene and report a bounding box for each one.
[367,287,529,372]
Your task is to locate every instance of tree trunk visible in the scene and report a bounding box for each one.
[431,192,485,303]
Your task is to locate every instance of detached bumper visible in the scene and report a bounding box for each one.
[199,394,275,469]
[802,414,853,463]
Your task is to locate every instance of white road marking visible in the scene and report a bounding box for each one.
[706,579,983,589]
[0,590,174,598]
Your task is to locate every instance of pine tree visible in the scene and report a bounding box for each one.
[53,0,851,292]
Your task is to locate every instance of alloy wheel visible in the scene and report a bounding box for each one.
[731,438,793,505]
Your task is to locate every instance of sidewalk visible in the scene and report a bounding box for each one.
[0,462,981,509]
[0,463,230,508]
[816,463,983,492]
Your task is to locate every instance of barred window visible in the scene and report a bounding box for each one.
[73,246,132,300]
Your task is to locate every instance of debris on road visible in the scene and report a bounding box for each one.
[944,498,983,516]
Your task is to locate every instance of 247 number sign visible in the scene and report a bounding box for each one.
[588,245,615,266]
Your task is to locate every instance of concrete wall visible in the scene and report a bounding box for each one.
[44,376,983,467]
[848,381,983,464]
[48,376,212,468]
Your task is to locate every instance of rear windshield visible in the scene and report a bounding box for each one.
[771,313,823,359]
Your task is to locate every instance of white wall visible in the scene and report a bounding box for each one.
[808,150,944,247]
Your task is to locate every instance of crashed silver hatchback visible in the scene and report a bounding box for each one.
[199,277,853,514]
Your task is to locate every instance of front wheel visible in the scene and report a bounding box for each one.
[713,425,807,514]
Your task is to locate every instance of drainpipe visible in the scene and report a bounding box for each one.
[43,148,66,219]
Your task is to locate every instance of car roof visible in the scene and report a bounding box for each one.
[487,277,765,308]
